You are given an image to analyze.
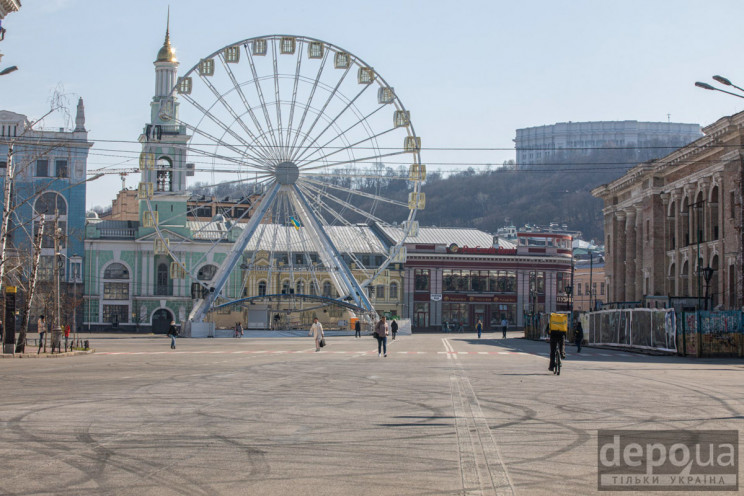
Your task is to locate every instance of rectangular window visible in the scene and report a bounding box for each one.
[102,305,129,324]
[592,282,597,296]
[577,283,582,296]
[376,285,385,299]
[414,269,430,291]
[731,191,736,219]
[0,161,6,169]
[55,159,68,178]
[36,159,49,177]
[103,282,129,300]
[34,220,66,249]
[600,282,605,295]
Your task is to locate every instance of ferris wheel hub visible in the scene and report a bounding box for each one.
[275,161,300,185]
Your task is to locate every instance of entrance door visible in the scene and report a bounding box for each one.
[152,308,173,334]
[473,305,486,331]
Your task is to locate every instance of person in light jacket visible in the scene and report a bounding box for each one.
[309,317,324,352]
[374,316,388,357]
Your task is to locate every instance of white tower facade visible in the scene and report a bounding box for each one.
[139,14,191,199]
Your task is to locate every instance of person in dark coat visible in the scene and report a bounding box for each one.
[354,319,361,338]
[167,321,178,349]
[390,319,398,340]
[574,320,584,353]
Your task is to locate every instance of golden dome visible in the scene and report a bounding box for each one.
[156,31,177,63]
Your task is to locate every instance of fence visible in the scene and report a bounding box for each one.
[678,311,744,357]
[587,308,677,353]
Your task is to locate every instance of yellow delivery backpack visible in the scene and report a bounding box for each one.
[549,313,568,332]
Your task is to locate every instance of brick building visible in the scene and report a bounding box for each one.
[592,111,744,309]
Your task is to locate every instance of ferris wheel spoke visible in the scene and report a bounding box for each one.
[270,38,286,152]
[298,182,387,226]
[291,82,373,164]
[179,94,275,167]
[183,138,272,173]
[301,149,410,172]
[298,103,388,165]
[289,50,330,154]
[304,170,409,181]
[197,70,276,165]
[297,126,397,169]
[219,52,281,163]
[288,63,352,163]
[285,40,305,148]
[300,177,409,208]
[244,47,282,155]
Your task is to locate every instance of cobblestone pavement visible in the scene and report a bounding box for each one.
[0,332,741,495]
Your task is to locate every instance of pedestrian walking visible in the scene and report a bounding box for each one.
[391,319,398,340]
[64,324,71,351]
[574,320,584,353]
[374,316,388,357]
[476,319,483,339]
[354,319,361,338]
[309,317,324,351]
[37,315,46,354]
[458,323,464,333]
[167,320,178,349]
[501,317,508,338]
[443,321,449,333]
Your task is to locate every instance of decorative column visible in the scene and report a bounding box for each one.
[614,210,627,301]
[660,193,671,296]
[635,205,644,301]
[624,209,637,302]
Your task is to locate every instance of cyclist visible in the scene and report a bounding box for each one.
[545,313,568,372]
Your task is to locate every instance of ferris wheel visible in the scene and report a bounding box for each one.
[144,35,425,322]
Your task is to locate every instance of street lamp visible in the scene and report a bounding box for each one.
[695,80,744,99]
[700,266,715,311]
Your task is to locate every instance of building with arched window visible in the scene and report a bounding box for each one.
[0,100,92,330]
[592,110,744,310]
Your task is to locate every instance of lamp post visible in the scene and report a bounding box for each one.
[701,266,715,311]
[696,75,744,310]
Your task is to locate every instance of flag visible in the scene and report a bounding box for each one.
[289,216,301,231]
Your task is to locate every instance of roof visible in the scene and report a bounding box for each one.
[381,225,515,250]
[185,222,388,254]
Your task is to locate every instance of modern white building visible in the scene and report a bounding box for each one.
[515,120,702,168]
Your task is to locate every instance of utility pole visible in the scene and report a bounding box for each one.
[52,210,62,353]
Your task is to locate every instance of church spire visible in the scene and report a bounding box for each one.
[156,7,177,63]
[74,97,86,132]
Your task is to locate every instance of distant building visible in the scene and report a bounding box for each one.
[0,0,21,19]
[379,226,573,331]
[573,260,605,312]
[497,222,582,242]
[515,120,702,168]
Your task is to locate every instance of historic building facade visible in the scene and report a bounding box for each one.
[592,111,744,310]
[383,227,573,331]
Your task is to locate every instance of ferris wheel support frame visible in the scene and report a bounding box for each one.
[188,183,280,323]
[290,184,374,312]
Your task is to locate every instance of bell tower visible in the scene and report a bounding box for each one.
[138,10,191,233]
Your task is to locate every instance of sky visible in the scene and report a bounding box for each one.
[2,0,744,209]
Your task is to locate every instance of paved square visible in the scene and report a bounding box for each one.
[0,333,741,495]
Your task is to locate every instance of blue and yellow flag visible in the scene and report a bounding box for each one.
[289,216,301,231]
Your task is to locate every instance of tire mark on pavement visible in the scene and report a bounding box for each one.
[444,338,516,496]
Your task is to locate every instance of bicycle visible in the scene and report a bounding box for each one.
[553,347,561,375]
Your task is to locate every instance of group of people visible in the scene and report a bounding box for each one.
[35,315,73,353]
[233,322,244,338]
[312,316,399,356]
[449,318,510,338]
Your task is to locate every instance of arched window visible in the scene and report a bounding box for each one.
[389,282,399,300]
[282,280,290,294]
[33,192,68,249]
[156,156,173,192]
[156,263,169,295]
[197,264,217,281]
[258,281,267,296]
[296,280,305,295]
[102,262,130,323]
[35,191,67,215]
[322,281,332,297]
[309,281,318,296]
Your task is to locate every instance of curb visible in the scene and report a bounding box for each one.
[0,349,95,359]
